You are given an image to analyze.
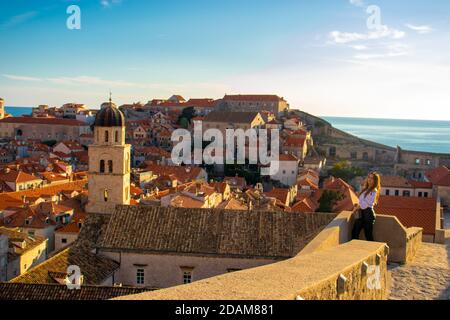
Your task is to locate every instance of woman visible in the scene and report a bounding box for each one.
[352,172,381,241]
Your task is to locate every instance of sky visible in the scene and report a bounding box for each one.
[1,0,450,120]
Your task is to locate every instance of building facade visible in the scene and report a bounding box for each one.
[220,95,289,115]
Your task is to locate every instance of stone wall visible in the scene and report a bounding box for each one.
[115,241,389,300]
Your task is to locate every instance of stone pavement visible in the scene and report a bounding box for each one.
[388,241,450,300]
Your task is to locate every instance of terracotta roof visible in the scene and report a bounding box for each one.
[0,227,47,262]
[0,170,42,184]
[0,117,87,126]
[426,166,450,187]
[264,188,290,205]
[278,154,299,162]
[0,180,87,211]
[11,247,119,285]
[409,180,433,189]
[145,165,204,184]
[55,221,82,234]
[380,176,413,188]
[99,206,335,259]
[376,196,439,235]
[283,137,306,148]
[223,94,285,102]
[291,196,318,213]
[203,111,261,124]
[0,283,151,301]
[187,98,216,107]
[170,195,205,208]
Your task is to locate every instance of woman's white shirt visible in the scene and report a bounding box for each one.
[359,190,377,210]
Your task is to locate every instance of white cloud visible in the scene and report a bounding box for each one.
[350,45,368,50]
[405,24,433,34]
[352,43,409,60]
[3,74,42,82]
[0,11,38,29]
[329,25,406,44]
[100,0,122,8]
[349,0,365,7]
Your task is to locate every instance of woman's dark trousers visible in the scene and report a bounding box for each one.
[352,208,376,241]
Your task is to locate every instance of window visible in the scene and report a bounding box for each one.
[105,130,109,143]
[403,191,411,197]
[329,147,336,157]
[62,238,67,244]
[350,152,357,160]
[426,159,432,166]
[395,190,399,196]
[115,130,119,143]
[362,152,369,161]
[108,160,113,173]
[418,192,423,197]
[100,160,105,173]
[136,269,145,285]
[415,158,420,165]
[386,189,390,196]
[183,271,193,284]
[424,192,429,197]
[104,189,108,202]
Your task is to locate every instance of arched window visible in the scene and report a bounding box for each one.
[100,160,105,173]
[108,160,113,173]
[115,130,119,143]
[105,130,109,143]
[104,189,108,202]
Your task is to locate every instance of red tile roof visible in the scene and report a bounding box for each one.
[426,166,450,187]
[380,176,412,188]
[223,94,285,102]
[0,170,42,184]
[376,196,439,235]
[0,117,88,126]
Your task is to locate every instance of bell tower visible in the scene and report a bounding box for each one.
[86,95,131,214]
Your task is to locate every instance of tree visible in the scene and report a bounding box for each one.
[316,190,345,213]
[179,117,189,129]
[178,107,196,125]
[328,161,366,182]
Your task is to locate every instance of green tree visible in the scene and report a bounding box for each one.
[328,161,365,182]
[178,106,196,125]
[179,117,189,129]
[317,190,345,213]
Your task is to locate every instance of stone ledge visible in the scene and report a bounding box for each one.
[114,241,388,300]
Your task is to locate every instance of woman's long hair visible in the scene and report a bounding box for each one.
[360,172,381,205]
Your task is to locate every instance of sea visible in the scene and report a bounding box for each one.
[4,107,450,154]
[323,116,450,154]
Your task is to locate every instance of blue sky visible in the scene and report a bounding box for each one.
[1,0,450,120]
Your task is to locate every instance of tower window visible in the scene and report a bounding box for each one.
[100,160,105,173]
[104,189,108,202]
[108,160,113,173]
[115,130,119,143]
[105,130,109,143]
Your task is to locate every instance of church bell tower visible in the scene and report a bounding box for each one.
[86,95,131,214]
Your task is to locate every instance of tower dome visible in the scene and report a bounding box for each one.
[94,99,124,127]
